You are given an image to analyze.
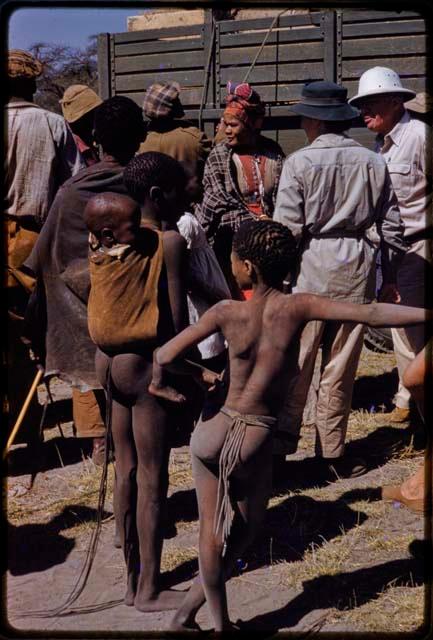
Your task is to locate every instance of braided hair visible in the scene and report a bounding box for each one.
[232,220,298,289]
[123,151,187,203]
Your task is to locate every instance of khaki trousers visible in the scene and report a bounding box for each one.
[391,238,432,407]
[72,389,106,438]
[391,327,415,410]
[276,320,365,459]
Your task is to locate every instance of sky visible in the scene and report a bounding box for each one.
[6,7,142,50]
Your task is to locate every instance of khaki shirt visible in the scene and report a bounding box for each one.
[375,111,432,238]
[274,133,406,302]
[5,101,85,225]
[139,120,211,178]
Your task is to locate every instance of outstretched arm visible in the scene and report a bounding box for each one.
[156,301,228,374]
[300,294,431,328]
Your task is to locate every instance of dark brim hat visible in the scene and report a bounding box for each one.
[289,81,360,121]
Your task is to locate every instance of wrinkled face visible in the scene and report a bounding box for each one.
[223,115,252,147]
[230,250,252,289]
[357,95,403,135]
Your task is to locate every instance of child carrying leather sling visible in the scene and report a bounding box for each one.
[88,226,163,355]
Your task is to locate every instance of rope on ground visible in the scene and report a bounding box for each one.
[20,361,114,618]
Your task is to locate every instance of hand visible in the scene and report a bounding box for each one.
[378,283,401,303]
[193,369,223,392]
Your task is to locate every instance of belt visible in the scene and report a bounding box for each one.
[308,229,367,240]
[405,228,433,244]
[215,407,276,556]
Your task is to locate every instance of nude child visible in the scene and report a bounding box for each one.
[85,152,193,612]
[153,219,431,632]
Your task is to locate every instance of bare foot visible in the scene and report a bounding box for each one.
[148,382,186,404]
[169,610,202,632]
[134,589,187,612]
[124,573,137,606]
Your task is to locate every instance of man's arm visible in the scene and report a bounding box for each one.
[163,230,190,335]
[375,169,407,298]
[299,293,431,327]
[156,301,228,373]
[273,156,305,242]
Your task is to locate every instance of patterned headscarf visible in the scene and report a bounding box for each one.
[7,49,43,79]
[223,81,265,130]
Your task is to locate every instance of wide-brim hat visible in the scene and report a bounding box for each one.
[289,81,360,121]
[7,49,43,79]
[404,92,433,114]
[349,67,416,106]
[59,84,103,122]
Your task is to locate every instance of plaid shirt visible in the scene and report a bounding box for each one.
[197,138,284,246]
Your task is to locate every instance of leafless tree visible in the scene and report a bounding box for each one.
[29,37,98,113]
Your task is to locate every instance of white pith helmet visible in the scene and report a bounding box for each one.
[349,67,416,106]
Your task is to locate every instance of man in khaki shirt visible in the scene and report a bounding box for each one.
[350,68,432,423]
[274,81,406,478]
[139,81,211,181]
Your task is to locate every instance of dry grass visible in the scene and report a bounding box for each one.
[6,346,427,633]
[161,546,198,573]
[327,585,425,632]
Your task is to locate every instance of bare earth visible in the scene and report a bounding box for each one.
[4,347,429,636]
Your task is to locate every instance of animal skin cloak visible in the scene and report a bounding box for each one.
[25,160,128,390]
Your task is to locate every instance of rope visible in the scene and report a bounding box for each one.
[214,408,276,557]
[242,9,289,84]
[198,20,216,132]
[21,361,114,618]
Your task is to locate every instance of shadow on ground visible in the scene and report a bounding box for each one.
[352,368,398,412]
[6,505,111,576]
[272,422,424,495]
[6,436,93,478]
[243,539,428,634]
[164,488,384,589]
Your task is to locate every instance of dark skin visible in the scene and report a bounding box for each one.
[155,251,431,632]
[89,189,191,611]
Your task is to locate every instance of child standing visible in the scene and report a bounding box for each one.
[85,152,192,612]
[154,220,430,632]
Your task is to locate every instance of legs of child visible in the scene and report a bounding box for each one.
[96,349,186,611]
[170,410,273,631]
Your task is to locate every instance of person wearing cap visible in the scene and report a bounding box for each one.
[197,82,285,298]
[60,84,102,166]
[5,49,84,449]
[405,92,433,125]
[350,68,432,423]
[273,80,406,478]
[139,81,211,182]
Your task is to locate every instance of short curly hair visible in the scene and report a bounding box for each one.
[93,96,145,154]
[123,151,187,202]
[232,220,298,289]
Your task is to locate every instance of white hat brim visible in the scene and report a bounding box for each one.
[349,87,416,105]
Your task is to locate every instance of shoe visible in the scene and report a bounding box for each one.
[381,485,426,514]
[386,407,411,423]
[323,455,368,479]
[92,436,106,466]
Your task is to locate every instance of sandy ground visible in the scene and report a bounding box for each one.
[4,349,430,636]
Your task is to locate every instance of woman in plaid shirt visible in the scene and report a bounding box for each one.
[197,83,285,298]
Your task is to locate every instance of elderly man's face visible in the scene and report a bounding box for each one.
[358,95,404,135]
